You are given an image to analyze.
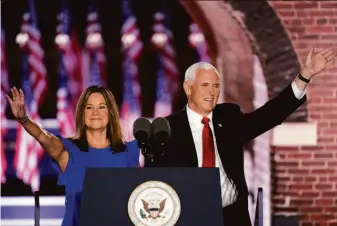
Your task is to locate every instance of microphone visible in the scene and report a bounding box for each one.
[151,117,171,155]
[133,117,151,149]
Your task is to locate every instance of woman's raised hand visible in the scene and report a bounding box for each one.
[5,87,28,124]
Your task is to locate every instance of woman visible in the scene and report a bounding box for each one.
[6,85,140,226]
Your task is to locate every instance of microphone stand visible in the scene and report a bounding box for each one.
[139,142,167,167]
[137,141,156,165]
[140,147,155,163]
[34,191,40,226]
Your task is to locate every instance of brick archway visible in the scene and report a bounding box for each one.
[179,0,308,121]
[178,1,311,225]
[180,1,256,114]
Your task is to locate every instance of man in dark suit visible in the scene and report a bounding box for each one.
[145,47,336,226]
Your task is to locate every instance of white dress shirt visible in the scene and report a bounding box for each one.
[186,81,306,207]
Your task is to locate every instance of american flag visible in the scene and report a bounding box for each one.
[56,62,75,137]
[189,23,210,62]
[84,4,107,87]
[67,33,82,107]
[55,3,76,137]
[120,0,143,140]
[14,0,46,191]
[15,53,44,192]
[56,0,83,107]
[1,29,9,183]
[152,11,179,117]
[17,0,47,107]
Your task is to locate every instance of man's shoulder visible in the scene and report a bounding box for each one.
[164,103,242,122]
[165,109,184,123]
[214,102,241,113]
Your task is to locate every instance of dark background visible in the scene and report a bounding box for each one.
[1,0,199,196]
[2,0,198,120]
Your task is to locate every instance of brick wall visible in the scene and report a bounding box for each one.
[270,1,337,225]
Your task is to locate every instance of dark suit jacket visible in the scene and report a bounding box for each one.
[145,84,306,226]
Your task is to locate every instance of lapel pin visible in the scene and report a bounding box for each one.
[218,124,222,127]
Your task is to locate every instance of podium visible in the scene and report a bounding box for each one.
[79,167,224,226]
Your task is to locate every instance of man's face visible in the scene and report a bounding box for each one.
[184,68,220,116]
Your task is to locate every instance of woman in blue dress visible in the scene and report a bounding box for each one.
[6,85,140,226]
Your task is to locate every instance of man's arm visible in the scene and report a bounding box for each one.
[239,46,336,144]
[239,80,306,145]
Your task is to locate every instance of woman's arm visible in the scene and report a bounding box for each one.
[24,118,69,172]
[6,87,69,172]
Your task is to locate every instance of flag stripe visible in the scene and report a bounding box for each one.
[189,23,210,62]
[120,0,143,141]
[152,12,178,118]
[1,29,9,183]
[55,2,76,138]
[85,4,107,88]
[14,0,47,192]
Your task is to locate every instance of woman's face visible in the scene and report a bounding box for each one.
[84,92,109,130]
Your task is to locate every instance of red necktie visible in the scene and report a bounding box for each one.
[201,117,215,167]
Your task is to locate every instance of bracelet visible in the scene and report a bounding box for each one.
[298,73,310,83]
[18,116,29,125]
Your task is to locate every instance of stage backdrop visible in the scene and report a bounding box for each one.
[3,1,334,226]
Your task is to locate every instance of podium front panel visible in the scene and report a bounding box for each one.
[80,167,224,226]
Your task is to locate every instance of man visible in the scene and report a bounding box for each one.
[145,47,336,226]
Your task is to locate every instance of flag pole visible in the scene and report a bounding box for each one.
[34,191,40,226]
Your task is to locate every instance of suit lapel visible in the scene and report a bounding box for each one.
[177,108,198,166]
[212,107,231,168]
[173,106,233,167]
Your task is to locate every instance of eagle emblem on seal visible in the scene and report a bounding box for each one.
[140,198,167,219]
[128,181,181,225]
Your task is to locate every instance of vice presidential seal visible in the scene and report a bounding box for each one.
[128,181,181,226]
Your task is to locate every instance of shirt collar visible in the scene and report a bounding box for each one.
[186,104,213,128]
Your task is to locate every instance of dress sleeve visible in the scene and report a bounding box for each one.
[126,140,140,167]
[50,136,78,186]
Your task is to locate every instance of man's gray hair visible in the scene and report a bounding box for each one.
[184,62,220,82]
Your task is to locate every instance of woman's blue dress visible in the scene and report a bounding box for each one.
[52,137,140,226]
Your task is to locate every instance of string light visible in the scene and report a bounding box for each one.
[86,33,103,49]
[152,32,167,47]
[121,33,136,48]
[16,33,29,47]
[55,33,70,48]
[151,12,168,47]
[16,13,30,47]
[189,31,205,47]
